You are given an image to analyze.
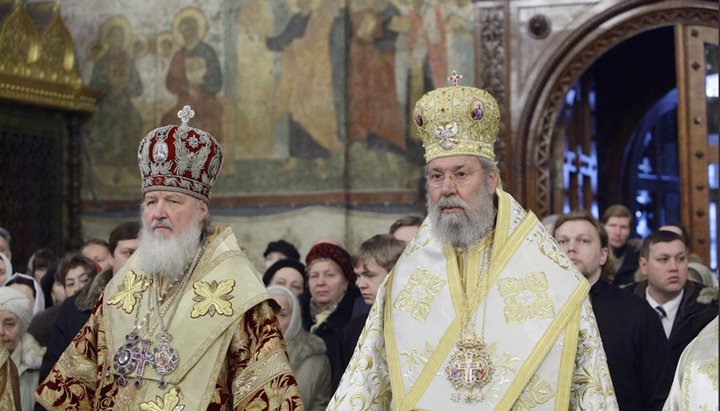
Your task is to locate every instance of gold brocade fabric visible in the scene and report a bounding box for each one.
[0,347,21,410]
[35,227,304,410]
[36,297,303,410]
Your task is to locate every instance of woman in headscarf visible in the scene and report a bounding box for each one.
[0,287,44,410]
[4,273,45,316]
[0,253,11,286]
[267,285,330,410]
[298,242,368,391]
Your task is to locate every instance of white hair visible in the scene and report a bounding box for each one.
[137,200,204,279]
[426,157,497,248]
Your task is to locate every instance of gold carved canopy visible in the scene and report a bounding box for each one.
[0,0,97,112]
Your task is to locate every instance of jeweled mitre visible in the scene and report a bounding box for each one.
[137,105,223,202]
[413,85,500,162]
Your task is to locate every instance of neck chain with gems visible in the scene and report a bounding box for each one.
[446,234,495,403]
[113,238,206,389]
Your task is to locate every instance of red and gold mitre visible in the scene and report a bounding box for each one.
[413,71,500,163]
[137,105,223,202]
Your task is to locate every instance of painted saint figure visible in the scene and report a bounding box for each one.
[161,7,223,142]
[266,0,343,177]
[89,16,143,165]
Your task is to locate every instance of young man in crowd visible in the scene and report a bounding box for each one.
[601,204,641,287]
[337,233,406,374]
[554,211,668,410]
[634,230,717,403]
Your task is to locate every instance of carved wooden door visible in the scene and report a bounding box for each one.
[676,24,718,271]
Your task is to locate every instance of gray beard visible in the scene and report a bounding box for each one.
[427,182,497,249]
[137,217,202,280]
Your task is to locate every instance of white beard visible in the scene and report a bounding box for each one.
[427,181,497,249]
[137,215,202,280]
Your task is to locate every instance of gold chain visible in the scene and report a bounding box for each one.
[461,232,493,338]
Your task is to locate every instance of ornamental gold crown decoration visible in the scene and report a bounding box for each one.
[413,70,500,162]
[137,105,223,202]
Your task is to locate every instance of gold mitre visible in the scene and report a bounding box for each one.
[413,72,500,162]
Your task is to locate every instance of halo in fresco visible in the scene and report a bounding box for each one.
[172,7,208,47]
[99,16,131,51]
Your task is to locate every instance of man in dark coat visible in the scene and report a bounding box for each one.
[634,230,717,404]
[602,204,641,288]
[555,212,669,410]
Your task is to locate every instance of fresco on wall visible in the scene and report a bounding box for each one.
[86,16,144,192]
[66,0,477,202]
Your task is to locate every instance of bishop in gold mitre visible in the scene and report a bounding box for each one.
[328,72,618,410]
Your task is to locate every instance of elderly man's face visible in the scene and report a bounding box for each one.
[426,156,496,210]
[426,156,498,248]
[142,191,207,241]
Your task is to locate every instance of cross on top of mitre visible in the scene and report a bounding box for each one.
[177,105,195,129]
[448,70,463,86]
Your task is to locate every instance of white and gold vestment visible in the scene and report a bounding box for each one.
[663,316,718,411]
[329,189,618,410]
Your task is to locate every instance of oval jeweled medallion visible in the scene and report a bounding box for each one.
[445,334,495,403]
[113,343,137,383]
[152,332,179,389]
[153,141,169,163]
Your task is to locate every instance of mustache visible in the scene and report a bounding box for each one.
[152,220,172,229]
[435,196,468,210]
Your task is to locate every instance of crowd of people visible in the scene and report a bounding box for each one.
[0,79,716,410]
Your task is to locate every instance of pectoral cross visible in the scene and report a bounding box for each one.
[462,352,485,385]
[130,338,155,389]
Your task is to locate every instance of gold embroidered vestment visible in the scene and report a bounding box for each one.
[36,227,303,410]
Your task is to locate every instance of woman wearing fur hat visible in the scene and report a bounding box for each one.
[298,242,369,392]
[0,287,45,410]
[268,285,330,410]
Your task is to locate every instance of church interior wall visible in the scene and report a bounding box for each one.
[4,0,713,269]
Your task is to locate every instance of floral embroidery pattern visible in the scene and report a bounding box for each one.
[191,279,235,318]
[402,223,431,256]
[497,272,555,325]
[393,267,446,321]
[139,387,185,411]
[107,271,150,313]
[698,357,718,391]
[530,230,575,271]
[512,375,554,410]
[400,340,435,382]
